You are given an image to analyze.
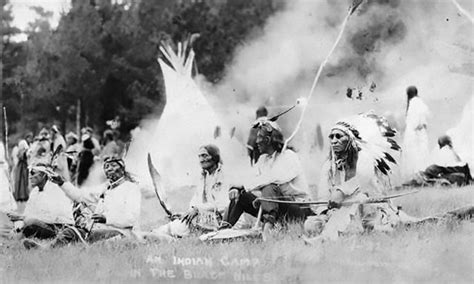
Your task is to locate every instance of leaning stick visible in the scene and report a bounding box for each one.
[147,153,174,217]
[253,206,263,231]
[3,107,9,163]
[283,4,358,150]
[256,190,419,206]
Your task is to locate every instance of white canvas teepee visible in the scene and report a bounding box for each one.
[152,43,221,184]
[126,41,247,193]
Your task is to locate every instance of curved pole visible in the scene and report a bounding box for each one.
[283,7,355,150]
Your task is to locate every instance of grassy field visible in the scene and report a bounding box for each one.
[1,185,473,283]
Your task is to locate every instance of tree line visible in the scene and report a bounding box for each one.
[1,0,281,145]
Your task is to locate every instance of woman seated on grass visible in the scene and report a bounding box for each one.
[404,135,472,187]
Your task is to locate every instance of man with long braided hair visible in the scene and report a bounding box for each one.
[224,118,312,231]
[146,144,229,240]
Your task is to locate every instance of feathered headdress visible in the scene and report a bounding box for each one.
[332,111,400,176]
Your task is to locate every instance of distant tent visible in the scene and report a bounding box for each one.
[126,41,248,191]
[447,97,473,176]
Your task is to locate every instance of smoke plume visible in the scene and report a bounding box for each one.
[205,0,473,185]
[130,0,472,190]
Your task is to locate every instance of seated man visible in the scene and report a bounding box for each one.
[22,156,141,249]
[405,135,472,186]
[305,113,416,242]
[148,144,228,239]
[9,162,74,240]
[224,118,312,230]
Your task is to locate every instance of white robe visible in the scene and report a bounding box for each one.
[245,149,310,200]
[401,96,430,179]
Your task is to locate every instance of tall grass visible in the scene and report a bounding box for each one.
[1,185,473,283]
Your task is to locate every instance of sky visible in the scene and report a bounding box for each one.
[8,0,71,41]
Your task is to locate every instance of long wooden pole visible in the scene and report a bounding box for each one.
[283,3,360,150]
[76,98,81,138]
[3,107,9,163]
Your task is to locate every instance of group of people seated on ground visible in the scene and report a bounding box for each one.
[9,124,124,206]
[2,95,472,249]
[6,154,141,249]
[404,135,472,187]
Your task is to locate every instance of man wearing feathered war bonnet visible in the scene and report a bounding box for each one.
[322,113,401,198]
[22,156,141,249]
[224,118,312,230]
[305,112,418,243]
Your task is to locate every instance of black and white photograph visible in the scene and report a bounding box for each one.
[0,0,473,283]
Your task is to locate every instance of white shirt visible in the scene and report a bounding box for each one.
[61,179,141,229]
[24,181,74,224]
[246,149,310,200]
[189,164,228,213]
[431,146,463,167]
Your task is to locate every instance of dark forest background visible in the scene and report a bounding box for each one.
[0,0,284,145]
